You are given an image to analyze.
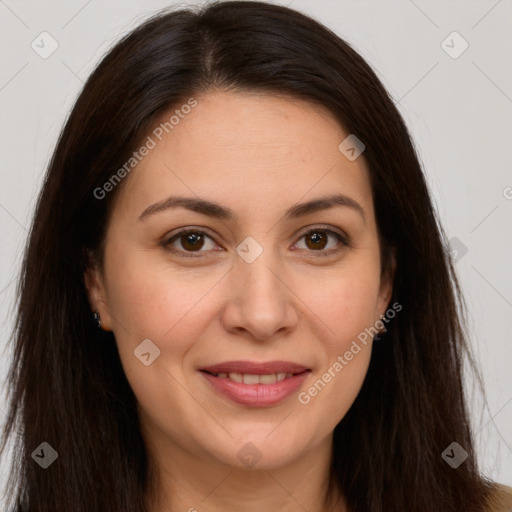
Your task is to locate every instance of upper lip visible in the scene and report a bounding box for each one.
[200,360,310,375]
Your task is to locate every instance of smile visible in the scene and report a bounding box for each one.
[206,371,297,384]
[200,368,311,407]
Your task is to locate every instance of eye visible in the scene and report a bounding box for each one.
[292,227,348,256]
[163,225,349,258]
[163,228,219,258]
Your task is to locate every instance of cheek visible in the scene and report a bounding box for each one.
[293,263,380,421]
[301,344,372,443]
[102,245,226,366]
[102,253,219,433]
[298,262,382,346]
[104,238,192,329]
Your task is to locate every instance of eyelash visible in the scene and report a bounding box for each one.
[162,225,349,259]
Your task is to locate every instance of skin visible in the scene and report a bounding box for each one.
[85,90,395,512]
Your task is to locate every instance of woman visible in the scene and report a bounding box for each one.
[1,1,510,511]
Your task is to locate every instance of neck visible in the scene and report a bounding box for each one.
[144,431,346,512]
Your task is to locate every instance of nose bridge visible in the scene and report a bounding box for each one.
[222,235,296,340]
[235,236,283,304]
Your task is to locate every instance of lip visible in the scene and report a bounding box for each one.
[199,360,311,407]
[199,360,310,375]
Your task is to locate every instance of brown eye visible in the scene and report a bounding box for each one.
[164,229,218,257]
[294,227,348,256]
[163,226,348,259]
[305,231,328,250]
[179,232,205,251]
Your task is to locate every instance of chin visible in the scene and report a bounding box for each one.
[203,433,308,471]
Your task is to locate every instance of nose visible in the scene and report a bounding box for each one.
[220,245,298,341]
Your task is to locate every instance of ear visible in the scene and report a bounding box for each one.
[376,246,397,319]
[83,252,113,331]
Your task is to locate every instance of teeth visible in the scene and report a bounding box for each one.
[243,374,260,384]
[260,374,277,384]
[212,372,296,384]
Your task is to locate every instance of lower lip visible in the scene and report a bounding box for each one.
[200,371,311,407]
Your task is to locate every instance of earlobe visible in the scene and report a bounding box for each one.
[83,263,113,332]
[379,247,397,313]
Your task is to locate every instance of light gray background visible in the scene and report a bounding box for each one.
[1,0,511,502]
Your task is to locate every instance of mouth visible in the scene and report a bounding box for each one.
[200,369,308,384]
[198,361,311,407]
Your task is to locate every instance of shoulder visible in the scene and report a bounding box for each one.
[485,483,512,512]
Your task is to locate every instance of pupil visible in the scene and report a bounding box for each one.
[307,232,326,250]
[182,232,203,251]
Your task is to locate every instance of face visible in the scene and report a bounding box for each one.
[85,90,394,472]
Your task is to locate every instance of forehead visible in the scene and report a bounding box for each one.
[151,90,347,166]
[113,90,374,224]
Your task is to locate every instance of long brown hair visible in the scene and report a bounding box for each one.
[0,1,495,510]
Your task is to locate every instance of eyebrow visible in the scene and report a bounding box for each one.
[138,193,366,224]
